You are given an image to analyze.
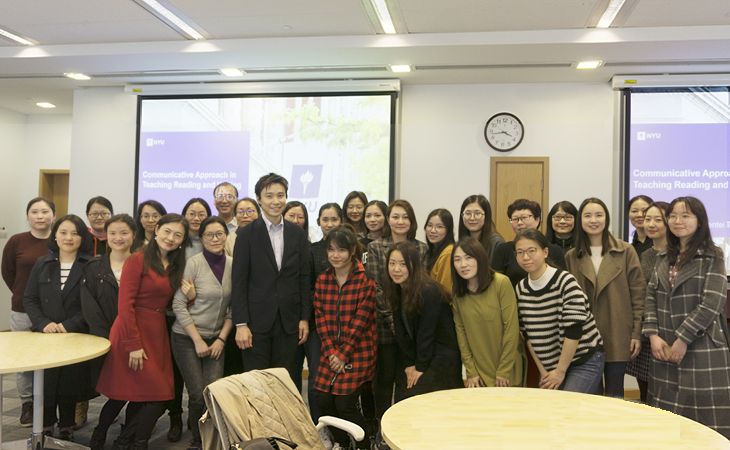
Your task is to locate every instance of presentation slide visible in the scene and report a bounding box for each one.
[629,89,730,273]
[136,93,394,240]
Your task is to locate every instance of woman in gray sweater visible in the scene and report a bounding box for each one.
[171,216,233,450]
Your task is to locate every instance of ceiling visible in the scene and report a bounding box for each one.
[1,0,730,115]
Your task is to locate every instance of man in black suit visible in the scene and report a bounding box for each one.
[232,173,310,378]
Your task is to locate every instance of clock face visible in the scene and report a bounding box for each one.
[485,113,524,152]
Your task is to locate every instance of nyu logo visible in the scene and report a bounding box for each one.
[146,138,165,147]
[637,131,661,141]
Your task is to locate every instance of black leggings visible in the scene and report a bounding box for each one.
[373,343,397,419]
[96,399,128,436]
[319,386,369,450]
[120,401,166,442]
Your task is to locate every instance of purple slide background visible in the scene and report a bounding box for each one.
[138,131,250,214]
[629,123,730,237]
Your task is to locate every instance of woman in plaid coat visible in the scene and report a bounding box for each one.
[643,197,730,439]
[314,224,377,450]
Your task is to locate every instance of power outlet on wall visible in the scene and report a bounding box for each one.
[0,227,7,239]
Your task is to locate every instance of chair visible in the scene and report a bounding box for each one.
[201,368,364,450]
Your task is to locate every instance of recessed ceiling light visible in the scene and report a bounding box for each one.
[389,64,411,73]
[219,68,244,77]
[36,102,56,108]
[0,27,34,45]
[596,0,626,28]
[282,25,292,30]
[576,61,603,69]
[64,73,91,80]
[371,0,396,34]
[132,0,206,40]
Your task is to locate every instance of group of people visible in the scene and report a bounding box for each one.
[2,173,730,450]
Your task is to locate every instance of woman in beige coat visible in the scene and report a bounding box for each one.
[565,198,646,397]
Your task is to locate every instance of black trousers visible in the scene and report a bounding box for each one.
[121,401,166,442]
[373,342,397,419]
[242,311,298,381]
[319,386,369,450]
[165,315,184,417]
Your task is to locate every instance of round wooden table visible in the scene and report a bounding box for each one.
[0,332,110,450]
[381,388,730,450]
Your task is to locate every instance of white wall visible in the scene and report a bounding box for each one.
[399,82,616,241]
[68,87,138,219]
[25,115,73,203]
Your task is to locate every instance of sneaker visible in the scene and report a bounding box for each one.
[186,439,202,450]
[332,444,345,450]
[20,401,33,427]
[319,426,334,450]
[167,415,183,442]
[73,401,89,430]
[59,429,75,442]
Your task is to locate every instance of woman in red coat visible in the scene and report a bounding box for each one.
[314,224,376,450]
[96,213,188,450]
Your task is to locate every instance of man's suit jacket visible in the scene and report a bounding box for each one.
[231,216,311,335]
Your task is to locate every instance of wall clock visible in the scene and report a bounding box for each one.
[484,112,524,152]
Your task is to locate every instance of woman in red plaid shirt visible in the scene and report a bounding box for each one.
[313,224,377,450]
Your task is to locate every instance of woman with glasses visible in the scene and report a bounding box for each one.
[514,229,605,393]
[451,237,524,388]
[628,195,654,259]
[343,191,368,239]
[458,195,503,261]
[172,216,233,450]
[284,201,310,243]
[2,197,56,427]
[86,196,114,256]
[565,198,646,398]
[131,200,167,252]
[424,209,455,291]
[224,197,260,257]
[182,198,212,260]
[96,214,189,450]
[643,197,730,438]
[545,201,578,251]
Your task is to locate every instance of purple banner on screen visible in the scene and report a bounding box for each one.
[629,123,730,237]
[138,131,250,214]
[290,165,323,199]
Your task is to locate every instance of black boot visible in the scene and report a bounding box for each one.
[132,439,149,450]
[89,427,106,450]
[166,415,182,442]
[111,436,131,450]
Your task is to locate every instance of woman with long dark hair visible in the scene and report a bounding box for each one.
[86,196,114,256]
[458,194,503,260]
[424,209,455,291]
[545,201,578,251]
[565,198,645,398]
[23,214,94,441]
[643,197,730,438]
[360,200,386,266]
[131,200,167,252]
[82,214,136,450]
[182,197,211,259]
[343,191,368,238]
[96,214,189,450]
[314,224,376,450]
[224,197,261,257]
[384,241,462,401]
[628,195,654,259]
[284,200,310,243]
[451,237,524,388]
[2,197,56,427]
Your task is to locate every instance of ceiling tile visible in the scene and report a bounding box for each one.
[623,0,730,27]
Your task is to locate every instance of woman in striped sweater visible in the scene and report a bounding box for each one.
[513,228,605,393]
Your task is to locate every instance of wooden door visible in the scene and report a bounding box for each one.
[39,170,70,218]
[489,157,549,240]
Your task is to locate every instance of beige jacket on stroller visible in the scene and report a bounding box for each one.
[201,368,326,450]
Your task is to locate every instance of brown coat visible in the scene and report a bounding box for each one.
[565,237,646,362]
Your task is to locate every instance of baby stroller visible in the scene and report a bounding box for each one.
[200,368,365,450]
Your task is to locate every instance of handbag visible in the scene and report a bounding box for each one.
[230,437,298,450]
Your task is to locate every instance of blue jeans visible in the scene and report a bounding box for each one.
[561,351,605,394]
[171,332,224,441]
[602,361,627,398]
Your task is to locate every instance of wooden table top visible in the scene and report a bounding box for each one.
[381,388,730,450]
[0,332,110,374]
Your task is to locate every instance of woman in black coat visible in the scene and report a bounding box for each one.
[383,241,463,401]
[81,214,136,450]
[22,214,93,442]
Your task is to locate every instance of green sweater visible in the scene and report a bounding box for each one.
[452,272,525,387]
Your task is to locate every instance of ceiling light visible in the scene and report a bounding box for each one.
[132,0,206,40]
[596,0,627,28]
[371,0,396,34]
[389,65,411,73]
[65,73,91,80]
[36,102,56,108]
[0,27,34,45]
[576,61,603,69]
[219,68,244,77]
